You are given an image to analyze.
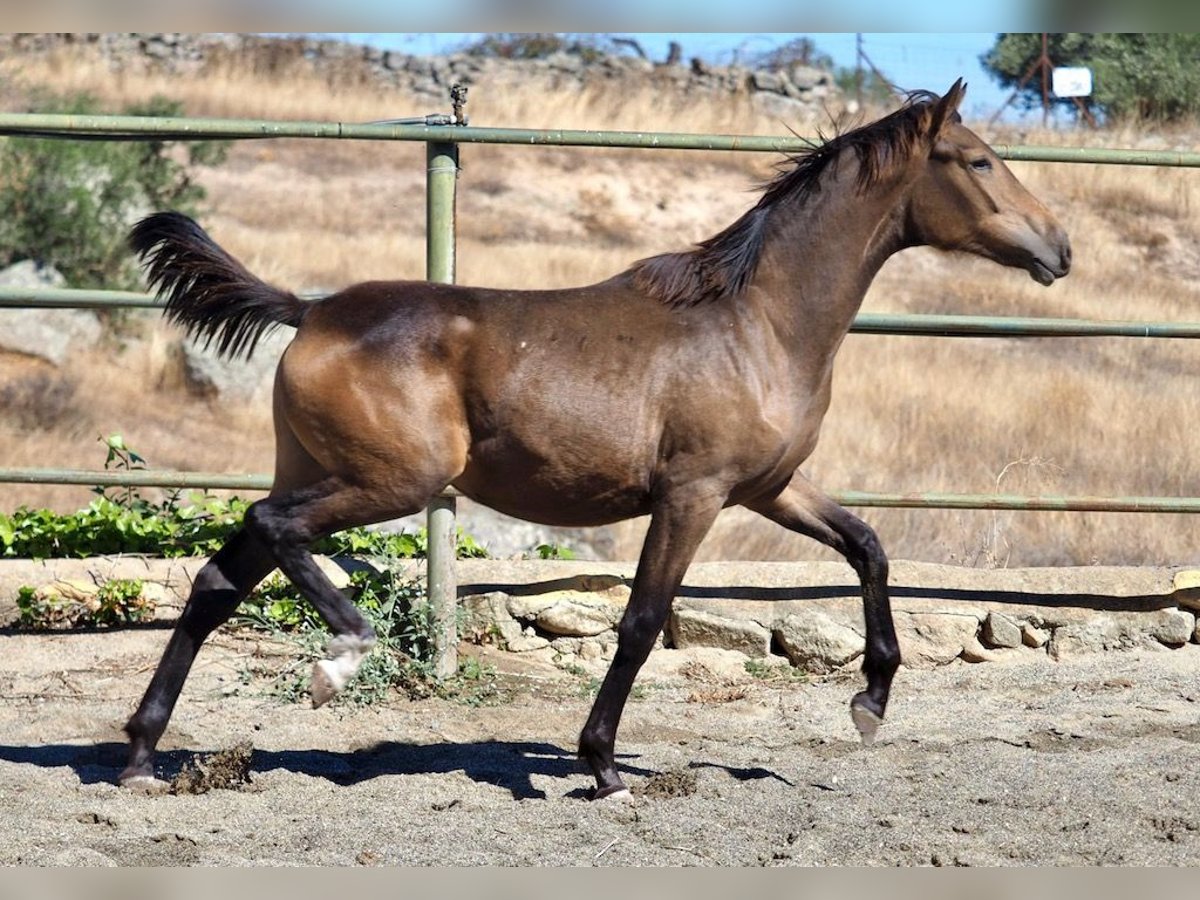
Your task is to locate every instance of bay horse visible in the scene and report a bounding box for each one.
[119,81,1070,799]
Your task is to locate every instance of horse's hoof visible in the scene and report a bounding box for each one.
[592,786,633,802]
[851,702,883,746]
[311,660,338,708]
[310,634,375,708]
[120,774,171,795]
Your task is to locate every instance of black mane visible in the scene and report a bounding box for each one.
[631,92,952,308]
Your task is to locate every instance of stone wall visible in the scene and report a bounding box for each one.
[4,556,1198,678]
[0,33,840,118]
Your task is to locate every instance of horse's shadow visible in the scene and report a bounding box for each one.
[0,738,791,799]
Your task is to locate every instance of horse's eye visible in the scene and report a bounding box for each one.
[970,157,993,172]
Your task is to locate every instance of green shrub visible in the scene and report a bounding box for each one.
[0,436,489,561]
[0,91,229,289]
[236,568,504,707]
[16,577,153,629]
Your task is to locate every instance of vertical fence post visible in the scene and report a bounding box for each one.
[425,137,460,680]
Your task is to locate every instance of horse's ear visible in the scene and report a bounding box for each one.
[928,78,966,139]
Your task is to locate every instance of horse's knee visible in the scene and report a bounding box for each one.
[845,519,888,582]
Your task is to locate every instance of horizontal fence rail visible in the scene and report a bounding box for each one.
[4,113,1200,167]
[7,288,1200,340]
[3,469,1199,515]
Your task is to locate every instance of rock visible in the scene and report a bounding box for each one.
[506,631,550,653]
[669,608,771,658]
[897,612,981,668]
[1144,608,1195,646]
[1022,622,1050,648]
[773,610,863,673]
[1048,622,1121,659]
[535,600,613,637]
[960,638,1000,663]
[507,589,624,635]
[982,612,1023,649]
[1048,609,1194,658]
[460,591,523,646]
[0,260,102,366]
[178,327,293,402]
[751,70,785,93]
[1173,570,1200,611]
[787,64,831,91]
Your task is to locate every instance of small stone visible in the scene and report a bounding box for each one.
[536,601,612,637]
[1021,623,1050,649]
[960,638,998,663]
[982,612,1022,649]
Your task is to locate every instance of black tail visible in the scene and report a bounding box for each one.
[128,212,308,360]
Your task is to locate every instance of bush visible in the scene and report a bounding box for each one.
[16,577,153,629]
[0,435,489,560]
[0,91,229,289]
[981,33,1200,123]
[235,568,504,707]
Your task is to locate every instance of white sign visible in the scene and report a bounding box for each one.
[1052,67,1093,98]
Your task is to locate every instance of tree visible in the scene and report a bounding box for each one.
[0,92,229,289]
[982,33,1200,122]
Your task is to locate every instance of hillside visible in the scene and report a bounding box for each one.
[1,34,1199,567]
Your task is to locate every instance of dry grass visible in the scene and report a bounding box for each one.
[3,44,1200,566]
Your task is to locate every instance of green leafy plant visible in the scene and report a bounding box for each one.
[534,542,576,560]
[16,577,153,629]
[0,435,489,561]
[0,91,230,289]
[744,658,808,683]
[235,568,503,707]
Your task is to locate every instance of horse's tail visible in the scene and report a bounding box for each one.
[128,211,309,360]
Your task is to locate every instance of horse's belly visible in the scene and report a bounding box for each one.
[452,451,653,528]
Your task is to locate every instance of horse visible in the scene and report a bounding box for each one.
[118,81,1070,799]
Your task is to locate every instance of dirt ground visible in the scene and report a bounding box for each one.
[2,617,1200,868]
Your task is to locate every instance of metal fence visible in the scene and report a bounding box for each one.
[3,104,1200,673]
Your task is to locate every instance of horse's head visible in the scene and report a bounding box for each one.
[906,80,1071,285]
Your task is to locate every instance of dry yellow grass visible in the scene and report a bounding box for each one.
[2,43,1199,566]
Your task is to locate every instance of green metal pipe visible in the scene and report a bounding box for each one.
[832,491,1200,514]
[992,143,1200,168]
[426,142,459,284]
[0,468,272,491]
[425,139,461,678]
[0,287,161,309]
[5,113,1200,167]
[4,468,1199,514]
[849,312,1200,339]
[8,288,1200,340]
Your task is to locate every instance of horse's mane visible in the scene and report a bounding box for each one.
[630,91,955,308]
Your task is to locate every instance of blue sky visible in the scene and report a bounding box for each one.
[334,33,1025,121]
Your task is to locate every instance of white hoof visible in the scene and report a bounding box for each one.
[597,788,633,802]
[311,634,375,708]
[851,703,883,747]
[121,774,171,795]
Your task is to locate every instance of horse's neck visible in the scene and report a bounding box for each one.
[750,170,911,354]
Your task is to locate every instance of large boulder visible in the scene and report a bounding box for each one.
[177,327,294,403]
[0,261,102,366]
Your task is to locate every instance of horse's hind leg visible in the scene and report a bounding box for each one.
[241,476,429,706]
[578,487,724,799]
[746,476,900,745]
[121,528,275,789]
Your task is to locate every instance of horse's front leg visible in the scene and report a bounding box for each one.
[746,476,900,745]
[122,529,276,789]
[578,486,725,799]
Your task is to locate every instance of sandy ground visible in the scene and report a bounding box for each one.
[2,618,1200,867]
